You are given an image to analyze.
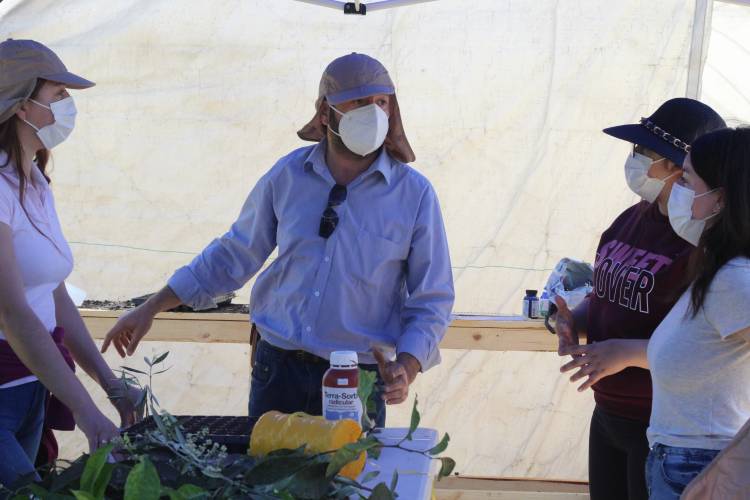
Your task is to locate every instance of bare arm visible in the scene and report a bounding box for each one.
[571,296,589,337]
[560,339,649,392]
[0,223,118,448]
[54,283,146,427]
[0,224,95,415]
[54,283,119,389]
[101,286,182,356]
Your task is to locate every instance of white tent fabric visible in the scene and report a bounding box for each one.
[1,0,700,315]
[701,1,750,126]
[4,0,742,482]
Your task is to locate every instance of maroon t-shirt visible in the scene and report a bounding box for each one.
[587,201,692,422]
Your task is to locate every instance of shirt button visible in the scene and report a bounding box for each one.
[314,291,320,297]
[306,326,312,332]
[324,256,330,262]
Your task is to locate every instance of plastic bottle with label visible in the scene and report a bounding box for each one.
[322,351,363,424]
[539,290,551,318]
[522,289,540,319]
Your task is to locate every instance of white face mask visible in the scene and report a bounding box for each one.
[329,103,389,157]
[624,152,678,203]
[667,183,721,246]
[23,96,77,150]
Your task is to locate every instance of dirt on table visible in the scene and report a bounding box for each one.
[81,299,249,315]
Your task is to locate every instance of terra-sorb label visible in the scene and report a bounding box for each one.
[323,387,363,422]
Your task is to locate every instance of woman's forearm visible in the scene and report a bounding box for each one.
[623,339,650,369]
[54,284,119,392]
[0,303,96,414]
[571,296,590,336]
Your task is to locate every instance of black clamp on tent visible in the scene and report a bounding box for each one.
[344,2,366,14]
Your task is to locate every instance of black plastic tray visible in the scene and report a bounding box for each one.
[123,415,255,454]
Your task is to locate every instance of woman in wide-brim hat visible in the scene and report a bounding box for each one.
[0,39,143,489]
[550,98,726,500]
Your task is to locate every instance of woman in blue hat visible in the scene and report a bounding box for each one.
[562,126,750,499]
[552,98,725,500]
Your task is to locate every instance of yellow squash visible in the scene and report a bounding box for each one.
[249,411,366,480]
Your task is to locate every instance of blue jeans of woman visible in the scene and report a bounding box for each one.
[0,381,47,489]
[646,443,720,500]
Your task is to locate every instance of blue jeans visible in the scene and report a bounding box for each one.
[249,340,387,428]
[0,381,47,489]
[646,443,720,500]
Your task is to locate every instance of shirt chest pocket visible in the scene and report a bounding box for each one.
[351,227,409,287]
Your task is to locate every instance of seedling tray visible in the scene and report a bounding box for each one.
[123,415,256,454]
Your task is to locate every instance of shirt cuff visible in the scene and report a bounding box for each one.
[167,267,217,311]
[397,329,441,372]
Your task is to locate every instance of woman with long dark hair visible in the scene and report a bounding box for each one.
[0,39,142,489]
[562,126,750,499]
[553,98,725,500]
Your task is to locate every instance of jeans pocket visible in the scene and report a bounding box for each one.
[251,360,271,384]
[659,449,714,493]
[251,342,279,385]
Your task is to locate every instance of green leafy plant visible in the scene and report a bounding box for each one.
[2,354,454,500]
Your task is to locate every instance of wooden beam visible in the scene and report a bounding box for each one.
[82,309,250,344]
[434,476,589,499]
[80,309,579,352]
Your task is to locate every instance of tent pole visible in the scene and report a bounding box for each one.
[293,0,343,11]
[365,0,440,11]
[686,0,713,99]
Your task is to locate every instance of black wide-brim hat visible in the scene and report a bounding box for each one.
[603,98,726,166]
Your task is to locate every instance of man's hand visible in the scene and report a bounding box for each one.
[559,339,648,392]
[554,296,580,355]
[101,304,156,357]
[373,349,420,405]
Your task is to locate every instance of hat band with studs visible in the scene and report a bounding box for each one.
[640,118,692,153]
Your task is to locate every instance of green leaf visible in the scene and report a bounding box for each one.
[152,351,170,365]
[366,446,382,460]
[406,396,420,441]
[438,457,456,480]
[177,484,207,499]
[348,435,381,454]
[325,445,361,479]
[124,457,161,500]
[368,482,395,500]
[427,433,450,456]
[71,491,96,500]
[92,463,114,499]
[357,369,377,429]
[144,356,153,367]
[163,484,208,500]
[80,443,113,493]
[27,484,69,499]
[389,470,399,492]
[360,470,380,484]
[326,436,381,478]
[120,366,148,375]
[283,461,331,499]
[245,453,317,486]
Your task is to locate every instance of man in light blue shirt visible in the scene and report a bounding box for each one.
[102,53,454,426]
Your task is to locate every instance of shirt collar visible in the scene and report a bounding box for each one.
[303,140,393,186]
[0,150,48,191]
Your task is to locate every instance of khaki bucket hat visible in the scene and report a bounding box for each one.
[0,39,95,123]
[297,53,415,163]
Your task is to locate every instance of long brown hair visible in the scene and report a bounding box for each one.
[686,127,750,315]
[0,78,51,203]
[0,79,55,243]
